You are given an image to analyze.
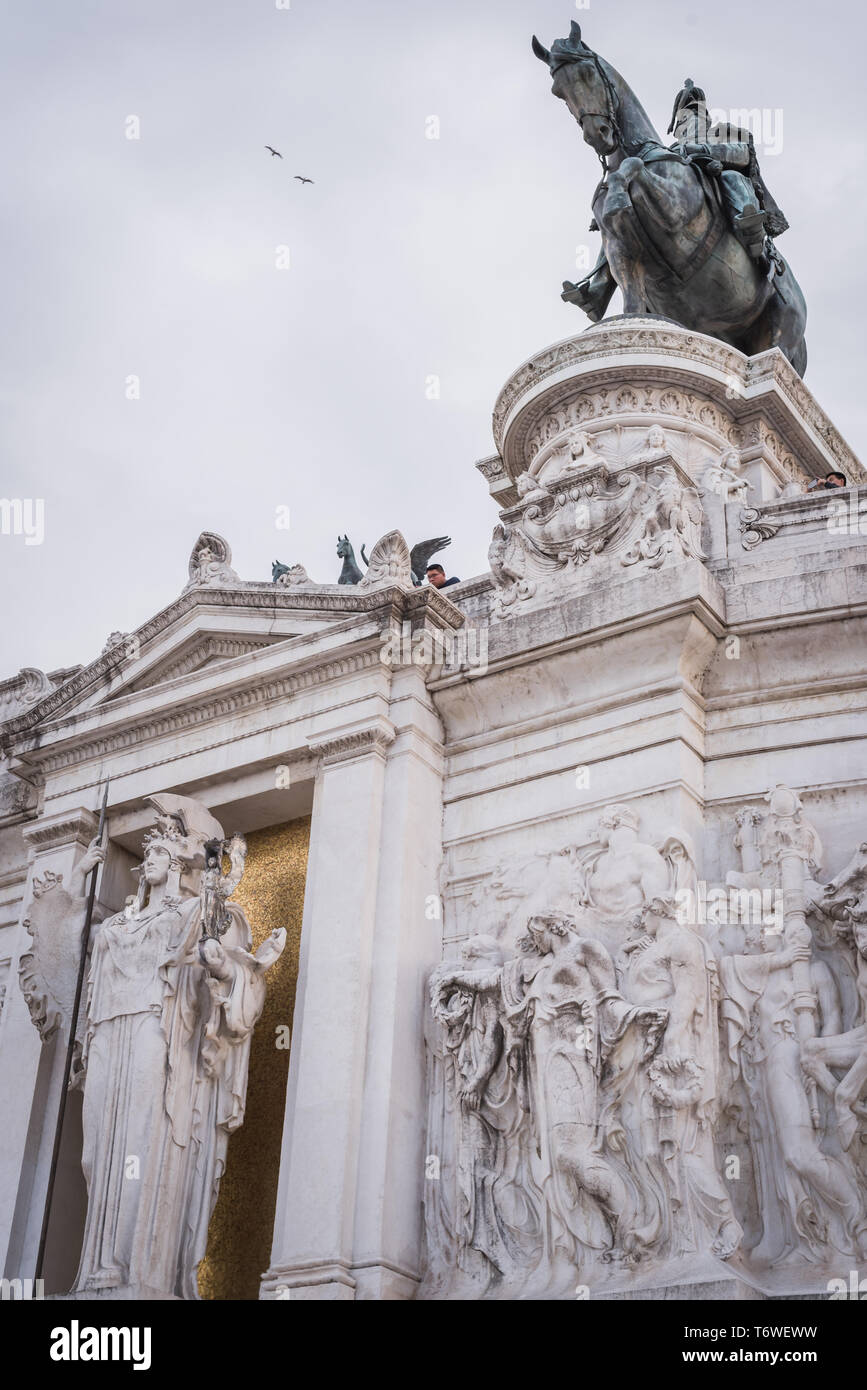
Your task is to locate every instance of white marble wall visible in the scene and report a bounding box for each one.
[0,323,864,1299]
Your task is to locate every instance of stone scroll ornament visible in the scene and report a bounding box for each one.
[488,436,704,619]
[21,792,285,1299]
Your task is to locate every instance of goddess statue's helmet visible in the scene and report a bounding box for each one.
[531,21,591,74]
[139,793,225,877]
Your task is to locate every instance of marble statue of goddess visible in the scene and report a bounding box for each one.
[72,793,284,1299]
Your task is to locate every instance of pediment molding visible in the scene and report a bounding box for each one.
[110,635,278,699]
[1,583,462,746]
[17,646,387,778]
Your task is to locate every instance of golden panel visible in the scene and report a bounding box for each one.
[197,816,310,1300]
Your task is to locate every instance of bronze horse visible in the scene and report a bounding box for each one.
[532,23,807,376]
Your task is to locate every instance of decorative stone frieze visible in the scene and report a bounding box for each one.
[22,809,99,854]
[484,319,863,510]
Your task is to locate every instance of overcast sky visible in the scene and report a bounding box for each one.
[1,0,864,676]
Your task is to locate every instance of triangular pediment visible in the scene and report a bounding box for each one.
[75,604,350,714]
[7,587,368,731]
[2,576,454,744]
[105,633,281,699]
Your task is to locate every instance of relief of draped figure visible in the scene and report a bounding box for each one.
[422,935,544,1297]
[720,922,865,1265]
[422,806,743,1295]
[498,913,667,1286]
[421,913,669,1297]
[422,796,867,1296]
[615,898,743,1263]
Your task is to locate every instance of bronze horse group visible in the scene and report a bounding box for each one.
[532,23,807,376]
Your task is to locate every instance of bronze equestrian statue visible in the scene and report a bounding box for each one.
[532,23,807,376]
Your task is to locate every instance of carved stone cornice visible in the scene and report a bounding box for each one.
[13,646,387,778]
[746,349,860,474]
[22,808,99,854]
[401,586,465,628]
[307,719,397,767]
[492,319,747,444]
[490,318,864,495]
[475,454,507,482]
[0,584,448,747]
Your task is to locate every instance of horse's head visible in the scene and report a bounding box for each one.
[532,22,620,158]
[336,535,349,558]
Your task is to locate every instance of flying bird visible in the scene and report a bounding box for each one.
[294,175,314,185]
[265,146,282,158]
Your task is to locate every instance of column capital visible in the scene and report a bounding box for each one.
[22,808,99,856]
[307,718,396,768]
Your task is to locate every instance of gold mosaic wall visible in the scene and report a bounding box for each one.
[197,816,310,1300]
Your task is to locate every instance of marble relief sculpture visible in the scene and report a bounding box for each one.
[21,792,285,1299]
[488,442,704,619]
[423,792,867,1297]
[428,936,543,1291]
[183,532,240,591]
[618,898,743,1262]
[804,845,867,1152]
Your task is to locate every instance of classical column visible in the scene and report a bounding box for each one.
[349,706,444,1300]
[0,808,98,1285]
[263,698,444,1300]
[263,719,394,1300]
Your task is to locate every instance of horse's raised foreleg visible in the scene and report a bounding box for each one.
[628,162,704,235]
[602,157,645,218]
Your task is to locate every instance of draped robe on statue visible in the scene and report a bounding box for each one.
[74,897,267,1298]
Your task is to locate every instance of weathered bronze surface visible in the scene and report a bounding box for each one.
[532,23,807,376]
